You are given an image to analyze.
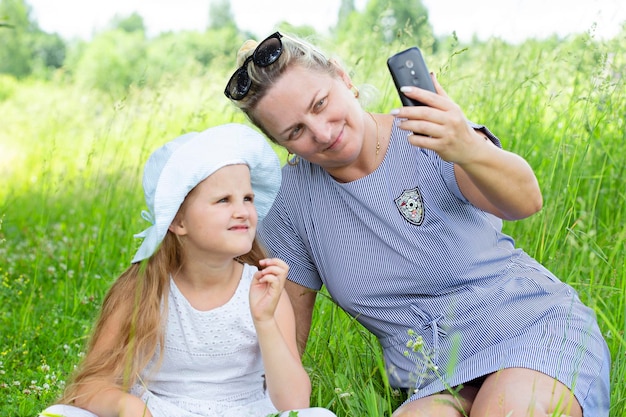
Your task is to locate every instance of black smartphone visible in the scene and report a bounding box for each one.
[387,47,435,106]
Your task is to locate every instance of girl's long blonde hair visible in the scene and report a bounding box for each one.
[59,229,268,405]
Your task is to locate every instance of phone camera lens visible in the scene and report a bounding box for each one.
[405,60,414,69]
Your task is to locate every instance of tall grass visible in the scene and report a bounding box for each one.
[1,32,624,416]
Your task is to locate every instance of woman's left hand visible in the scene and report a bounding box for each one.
[391,74,487,164]
[391,74,543,220]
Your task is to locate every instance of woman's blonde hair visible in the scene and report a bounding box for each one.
[59,224,267,405]
[228,33,337,142]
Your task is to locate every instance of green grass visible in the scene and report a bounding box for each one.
[1,33,625,416]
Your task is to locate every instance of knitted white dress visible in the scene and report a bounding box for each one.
[40,263,337,417]
[130,263,278,417]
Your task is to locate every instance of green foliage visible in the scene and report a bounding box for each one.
[0,0,36,77]
[0,0,66,79]
[110,12,146,34]
[72,29,147,97]
[367,0,432,44]
[65,26,244,96]
[31,32,66,69]
[0,73,17,100]
[334,0,434,53]
[208,0,236,30]
[1,3,625,416]
[147,26,243,83]
[338,0,356,22]
[275,21,318,39]
[329,0,438,92]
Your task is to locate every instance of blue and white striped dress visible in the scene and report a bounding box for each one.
[258,119,610,415]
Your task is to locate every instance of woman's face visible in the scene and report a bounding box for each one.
[254,64,366,172]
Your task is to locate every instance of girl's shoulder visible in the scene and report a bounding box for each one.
[240,262,258,285]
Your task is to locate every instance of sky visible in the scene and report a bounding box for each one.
[27,0,626,44]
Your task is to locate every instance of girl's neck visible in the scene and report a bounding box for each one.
[172,259,243,311]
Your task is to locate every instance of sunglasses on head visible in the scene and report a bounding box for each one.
[224,32,283,101]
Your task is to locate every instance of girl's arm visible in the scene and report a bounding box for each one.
[391,76,543,221]
[80,389,152,417]
[285,279,317,356]
[250,258,312,411]
[72,308,153,417]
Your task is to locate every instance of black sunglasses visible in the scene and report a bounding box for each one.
[224,32,283,101]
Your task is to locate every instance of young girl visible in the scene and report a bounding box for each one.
[40,123,336,417]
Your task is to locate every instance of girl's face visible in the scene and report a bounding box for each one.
[170,164,257,262]
[254,65,367,174]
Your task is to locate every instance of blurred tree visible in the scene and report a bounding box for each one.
[209,0,236,30]
[72,29,147,97]
[0,0,35,77]
[338,0,356,22]
[0,0,67,78]
[145,25,242,84]
[32,32,66,69]
[276,21,317,39]
[328,0,436,97]
[110,12,146,34]
[0,73,18,101]
[336,0,433,47]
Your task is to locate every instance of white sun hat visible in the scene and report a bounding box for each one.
[131,123,281,263]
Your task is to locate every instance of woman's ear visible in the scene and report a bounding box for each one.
[330,58,352,88]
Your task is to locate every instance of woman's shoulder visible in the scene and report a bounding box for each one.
[278,158,330,199]
[281,157,320,178]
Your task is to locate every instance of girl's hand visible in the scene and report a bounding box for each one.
[250,259,312,410]
[390,73,487,164]
[249,258,289,322]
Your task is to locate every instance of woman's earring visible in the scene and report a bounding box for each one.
[287,152,300,166]
[351,85,360,98]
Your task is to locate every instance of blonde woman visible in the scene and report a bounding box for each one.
[225,32,610,417]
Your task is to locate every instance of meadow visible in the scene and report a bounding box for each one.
[1,30,625,416]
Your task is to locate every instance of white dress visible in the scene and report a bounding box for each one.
[130,263,278,417]
[40,263,337,417]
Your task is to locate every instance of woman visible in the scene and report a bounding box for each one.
[224,32,610,416]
